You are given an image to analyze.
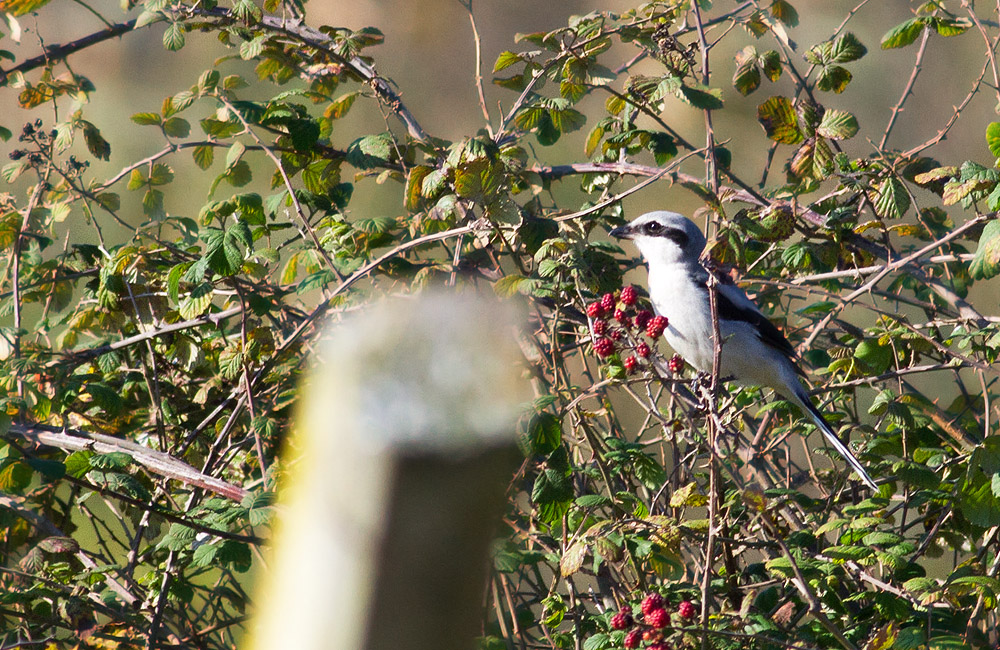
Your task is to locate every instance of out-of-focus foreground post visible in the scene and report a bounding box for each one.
[248,291,527,650]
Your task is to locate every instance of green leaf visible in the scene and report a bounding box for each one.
[130,112,161,126]
[346,134,393,169]
[678,83,724,110]
[162,117,190,138]
[87,451,132,470]
[855,339,892,374]
[817,109,858,140]
[326,92,359,120]
[816,65,852,93]
[827,32,867,63]
[873,176,910,219]
[192,144,215,170]
[960,477,1000,527]
[0,461,32,493]
[881,17,925,49]
[769,0,798,26]
[757,96,802,144]
[180,282,213,319]
[932,16,972,38]
[970,219,1000,280]
[64,451,94,478]
[163,22,186,51]
[528,412,562,455]
[733,46,762,96]
[493,50,523,72]
[986,122,1000,159]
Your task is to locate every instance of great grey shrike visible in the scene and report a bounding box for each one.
[610,210,877,490]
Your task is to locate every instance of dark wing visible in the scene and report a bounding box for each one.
[708,280,799,361]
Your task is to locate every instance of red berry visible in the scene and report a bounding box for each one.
[668,355,684,374]
[623,630,641,649]
[620,286,637,306]
[610,329,623,341]
[600,293,615,313]
[646,315,668,339]
[640,592,663,615]
[610,609,633,630]
[613,308,626,323]
[594,337,615,358]
[634,310,653,330]
[636,341,651,358]
[593,320,607,335]
[587,302,605,319]
[678,600,696,620]
[623,356,638,374]
[645,607,668,628]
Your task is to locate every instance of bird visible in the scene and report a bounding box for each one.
[610,210,877,490]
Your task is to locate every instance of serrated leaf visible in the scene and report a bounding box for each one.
[986,123,1000,159]
[346,133,393,169]
[192,144,214,170]
[493,50,523,72]
[881,17,925,49]
[873,176,910,219]
[816,65,852,93]
[131,112,161,126]
[970,219,1000,280]
[163,22,185,51]
[162,116,190,138]
[404,165,433,211]
[733,46,762,96]
[64,451,94,478]
[560,541,587,576]
[494,274,528,298]
[757,96,802,144]
[326,92,359,120]
[678,83,724,110]
[180,282,213,319]
[769,0,798,27]
[828,32,866,63]
[932,16,972,38]
[0,461,32,493]
[226,141,246,170]
[0,0,52,15]
[817,109,858,140]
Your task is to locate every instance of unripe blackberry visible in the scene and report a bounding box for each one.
[668,355,684,373]
[623,355,638,374]
[613,308,626,323]
[645,607,668,628]
[600,292,615,313]
[634,310,653,330]
[646,315,668,339]
[620,285,637,306]
[587,302,605,319]
[677,600,696,620]
[593,320,607,335]
[623,630,641,649]
[640,592,663,615]
[636,341,651,358]
[594,337,615,357]
[610,330,623,342]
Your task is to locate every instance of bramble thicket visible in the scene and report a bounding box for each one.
[1,0,1000,648]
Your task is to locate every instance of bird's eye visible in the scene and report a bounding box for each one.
[644,222,662,234]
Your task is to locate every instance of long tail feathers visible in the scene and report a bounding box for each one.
[794,391,878,490]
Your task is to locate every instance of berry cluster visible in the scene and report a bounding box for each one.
[587,287,669,375]
[610,593,698,650]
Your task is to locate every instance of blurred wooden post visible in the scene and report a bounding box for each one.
[248,291,526,650]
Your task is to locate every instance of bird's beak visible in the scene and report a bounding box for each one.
[609,225,633,239]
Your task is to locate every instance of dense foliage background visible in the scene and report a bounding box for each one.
[0,0,999,648]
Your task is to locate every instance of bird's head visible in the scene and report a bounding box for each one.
[610,211,707,267]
